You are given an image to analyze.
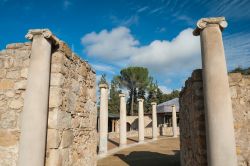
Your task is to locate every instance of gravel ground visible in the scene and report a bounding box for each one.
[98,137,180,166]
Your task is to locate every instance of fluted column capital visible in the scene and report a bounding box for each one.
[193,17,228,36]
[25,29,60,45]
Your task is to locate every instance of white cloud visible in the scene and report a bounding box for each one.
[109,15,139,27]
[91,64,115,74]
[137,6,149,13]
[158,85,171,94]
[81,26,201,75]
[81,27,139,61]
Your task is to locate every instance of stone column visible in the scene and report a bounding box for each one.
[172,105,178,138]
[119,93,127,147]
[18,29,58,166]
[98,84,109,154]
[193,17,237,166]
[151,102,157,140]
[138,99,144,143]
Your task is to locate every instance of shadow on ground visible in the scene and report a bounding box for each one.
[115,150,180,166]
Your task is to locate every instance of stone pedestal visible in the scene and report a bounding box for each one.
[194,17,237,166]
[98,84,109,154]
[119,93,127,147]
[151,102,157,140]
[138,99,144,143]
[172,105,178,138]
[18,29,58,166]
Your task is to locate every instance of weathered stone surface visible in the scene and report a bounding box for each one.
[0,110,18,129]
[60,130,73,148]
[6,70,19,79]
[14,80,27,90]
[50,73,64,86]
[9,99,23,109]
[0,69,6,78]
[180,70,250,166]
[47,129,61,148]
[1,40,97,166]
[49,87,62,108]
[0,130,19,146]
[0,79,14,90]
[20,68,28,78]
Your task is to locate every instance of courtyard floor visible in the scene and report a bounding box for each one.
[98,136,180,166]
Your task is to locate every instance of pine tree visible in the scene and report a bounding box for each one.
[108,78,121,114]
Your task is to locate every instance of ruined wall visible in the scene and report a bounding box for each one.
[0,41,97,166]
[179,69,250,166]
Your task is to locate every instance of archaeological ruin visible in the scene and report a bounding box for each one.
[0,17,249,166]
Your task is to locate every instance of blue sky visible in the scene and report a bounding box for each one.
[1,0,250,93]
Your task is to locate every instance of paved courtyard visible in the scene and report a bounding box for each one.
[98,137,180,166]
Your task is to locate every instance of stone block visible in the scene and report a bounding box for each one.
[0,79,14,90]
[9,99,23,109]
[51,52,64,64]
[6,70,19,79]
[20,68,28,78]
[50,73,64,86]
[49,87,62,108]
[0,110,17,129]
[48,109,71,129]
[230,86,237,99]
[5,91,15,97]
[0,130,19,147]
[0,69,6,78]
[14,80,27,90]
[60,130,73,148]
[46,149,61,166]
[47,129,61,148]
[229,73,242,85]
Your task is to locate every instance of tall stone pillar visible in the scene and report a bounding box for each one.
[119,93,127,147]
[151,102,158,140]
[18,29,58,166]
[138,99,144,143]
[193,17,237,166]
[172,105,178,138]
[98,84,109,154]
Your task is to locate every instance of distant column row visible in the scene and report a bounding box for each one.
[98,86,178,155]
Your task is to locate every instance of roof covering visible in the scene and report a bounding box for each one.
[157,98,179,113]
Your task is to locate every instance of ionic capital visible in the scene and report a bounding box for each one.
[151,102,157,105]
[193,17,228,36]
[99,83,109,89]
[119,93,125,97]
[25,29,60,44]
[137,98,144,102]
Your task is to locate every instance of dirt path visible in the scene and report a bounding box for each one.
[98,137,180,166]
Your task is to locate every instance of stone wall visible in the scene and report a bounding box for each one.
[108,126,178,139]
[0,41,97,166]
[179,69,250,166]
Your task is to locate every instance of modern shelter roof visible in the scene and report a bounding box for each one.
[157,98,179,113]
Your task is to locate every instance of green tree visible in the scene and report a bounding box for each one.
[108,77,121,114]
[98,74,108,85]
[230,66,250,75]
[116,67,151,115]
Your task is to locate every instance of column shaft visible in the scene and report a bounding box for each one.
[99,84,109,154]
[119,94,127,147]
[195,17,237,166]
[151,102,157,140]
[18,34,52,166]
[138,99,144,143]
[172,105,177,137]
